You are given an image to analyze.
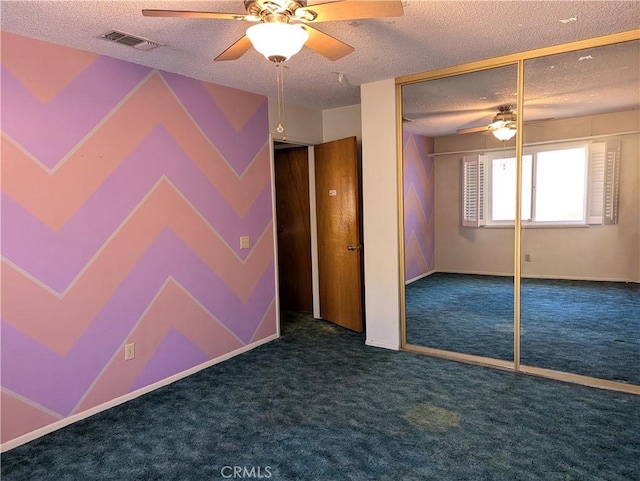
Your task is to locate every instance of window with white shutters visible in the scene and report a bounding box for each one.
[461,140,621,227]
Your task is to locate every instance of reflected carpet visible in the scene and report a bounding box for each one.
[406,273,640,384]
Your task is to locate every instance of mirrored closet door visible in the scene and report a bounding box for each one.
[519,39,640,385]
[401,65,517,365]
[399,30,639,393]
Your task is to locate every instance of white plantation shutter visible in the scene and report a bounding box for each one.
[587,142,605,224]
[603,140,621,225]
[588,140,621,225]
[461,155,486,227]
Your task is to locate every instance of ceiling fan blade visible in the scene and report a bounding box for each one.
[301,25,354,61]
[300,1,404,23]
[457,126,490,135]
[215,36,253,62]
[142,9,255,21]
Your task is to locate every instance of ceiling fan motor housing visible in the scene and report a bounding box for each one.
[494,106,516,124]
[245,0,306,21]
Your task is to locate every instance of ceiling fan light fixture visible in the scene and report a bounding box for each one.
[246,22,309,62]
[492,126,517,141]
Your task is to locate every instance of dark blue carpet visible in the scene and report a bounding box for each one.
[405,273,640,385]
[2,312,639,480]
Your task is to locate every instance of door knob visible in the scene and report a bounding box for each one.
[347,245,362,251]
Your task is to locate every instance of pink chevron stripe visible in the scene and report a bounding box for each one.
[202,82,267,133]
[1,58,151,168]
[2,128,272,291]
[405,186,434,257]
[2,73,269,230]
[404,226,433,269]
[405,232,429,279]
[403,135,434,200]
[407,132,434,162]
[1,230,276,415]
[0,390,60,443]
[1,32,99,105]
[75,280,245,413]
[250,301,278,343]
[161,72,268,175]
[2,181,275,354]
[405,184,433,226]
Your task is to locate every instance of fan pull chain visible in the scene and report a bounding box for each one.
[275,61,286,140]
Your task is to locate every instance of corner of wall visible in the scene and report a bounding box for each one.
[360,79,401,350]
[322,104,362,143]
[268,98,323,145]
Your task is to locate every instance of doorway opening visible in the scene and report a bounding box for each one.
[272,137,365,334]
[273,142,315,314]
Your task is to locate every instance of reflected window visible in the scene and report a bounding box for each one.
[535,147,586,222]
[464,142,616,226]
[489,155,532,222]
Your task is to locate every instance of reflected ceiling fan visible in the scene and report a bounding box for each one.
[142,0,404,62]
[456,106,518,141]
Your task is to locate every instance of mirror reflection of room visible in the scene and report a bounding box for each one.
[520,40,640,385]
[402,65,517,364]
[401,38,639,389]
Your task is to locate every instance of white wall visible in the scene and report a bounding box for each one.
[322,105,362,143]
[268,98,323,145]
[361,79,401,350]
[269,100,361,146]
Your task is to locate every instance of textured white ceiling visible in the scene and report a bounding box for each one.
[402,39,640,136]
[2,1,639,135]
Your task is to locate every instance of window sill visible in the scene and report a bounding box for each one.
[483,223,590,229]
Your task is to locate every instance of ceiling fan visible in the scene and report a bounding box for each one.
[142,0,404,62]
[456,106,518,140]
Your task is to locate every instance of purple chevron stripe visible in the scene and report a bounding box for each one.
[403,131,432,158]
[406,258,427,281]
[1,229,275,415]
[413,134,433,161]
[405,184,434,220]
[403,151,433,197]
[1,126,272,292]
[404,161,433,200]
[131,328,209,391]
[1,59,151,169]
[161,72,268,175]
[405,209,434,254]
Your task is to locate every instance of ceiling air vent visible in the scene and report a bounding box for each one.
[100,30,161,51]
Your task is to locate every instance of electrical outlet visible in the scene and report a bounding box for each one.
[124,342,135,361]
[240,236,250,249]
[525,254,532,262]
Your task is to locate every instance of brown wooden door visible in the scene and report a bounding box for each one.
[314,136,364,332]
[274,147,313,312]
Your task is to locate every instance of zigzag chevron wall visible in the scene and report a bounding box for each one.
[403,131,435,282]
[1,32,276,445]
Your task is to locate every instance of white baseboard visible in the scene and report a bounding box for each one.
[520,273,639,283]
[1,333,278,453]
[435,269,638,283]
[365,339,399,351]
[405,269,436,285]
[435,269,513,277]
